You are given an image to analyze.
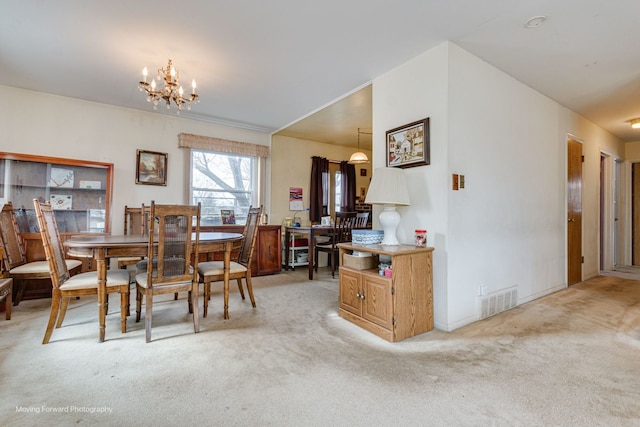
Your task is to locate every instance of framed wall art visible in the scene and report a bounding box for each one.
[136,149,167,186]
[386,117,430,168]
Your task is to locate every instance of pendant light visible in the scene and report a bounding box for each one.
[348,128,370,164]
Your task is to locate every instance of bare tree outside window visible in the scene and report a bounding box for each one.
[190,149,257,225]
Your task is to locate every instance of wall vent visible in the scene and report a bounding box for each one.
[479,286,518,320]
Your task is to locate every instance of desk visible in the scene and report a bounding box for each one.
[65,232,243,342]
[283,226,334,280]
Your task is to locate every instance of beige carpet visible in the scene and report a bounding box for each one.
[1,267,639,426]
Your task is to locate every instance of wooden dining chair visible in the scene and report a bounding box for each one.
[135,202,201,343]
[117,204,150,270]
[33,199,130,344]
[0,202,82,306]
[0,247,12,320]
[314,211,357,278]
[198,205,263,319]
[354,212,369,228]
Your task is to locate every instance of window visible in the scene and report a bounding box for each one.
[189,149,258,225]
[334,170,342,213]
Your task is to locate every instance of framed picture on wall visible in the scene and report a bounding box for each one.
[386,118,430,168]
[136,149,167,186]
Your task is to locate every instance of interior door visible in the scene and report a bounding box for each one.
[567,138,582,285]
[633,163,640,265]
[614,159,623,266]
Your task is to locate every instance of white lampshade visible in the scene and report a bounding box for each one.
[365,167,410,206]
[365,167,410,245]
[348,151,369,164]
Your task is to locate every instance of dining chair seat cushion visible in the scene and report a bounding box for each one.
[10,259,82,275]
[59,269,130,291]
[198,261,247,276]
[314,236,331,245]
[134,272,194,289]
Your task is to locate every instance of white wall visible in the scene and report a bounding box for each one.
[373,42,624,331]
[0,85,271,233]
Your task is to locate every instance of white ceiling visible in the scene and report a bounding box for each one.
[2,1,640,151]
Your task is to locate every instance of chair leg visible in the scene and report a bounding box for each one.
[56,296,71,328]
[120,290,127,333]
[245,275,256,308]
[237,278,245,300]
[4,285,11,320]
[145,291,153,343]
[42,291,61,344]
[174,292,178,300]
[136,288,142,322]
[203,281,210,318]
[187,290,193,314]
[314,249,318,272]
[191,281,200,333]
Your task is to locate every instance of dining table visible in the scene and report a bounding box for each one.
[283,225,335,280]
[64,231,243,342]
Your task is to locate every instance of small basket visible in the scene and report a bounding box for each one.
[351,229,384,245]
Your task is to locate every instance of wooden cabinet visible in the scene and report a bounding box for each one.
[0,153,113,301]
[338,242,434,342]
[201,225,281,276]
[0,152,113,234]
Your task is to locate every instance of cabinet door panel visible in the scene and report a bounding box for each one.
[257,226,282,274]
[339,268,361,316]
[362,274,393,329]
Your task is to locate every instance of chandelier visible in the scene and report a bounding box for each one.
[138,59,199,111]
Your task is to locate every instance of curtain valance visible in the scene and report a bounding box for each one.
[178,133,270,158]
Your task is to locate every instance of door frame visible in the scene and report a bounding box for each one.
[599,151,615,271]
[567,135,583,285]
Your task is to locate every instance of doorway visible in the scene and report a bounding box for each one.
[567,138,582,285]
[632,163,640,265]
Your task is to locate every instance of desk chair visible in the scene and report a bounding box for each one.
[0,202,82,306]
[34,199,130,344]
[198,205,263,319]
[135,202,201,343]
[314,211,357,278]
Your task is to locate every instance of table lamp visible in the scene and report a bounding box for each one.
[365,167,410,245]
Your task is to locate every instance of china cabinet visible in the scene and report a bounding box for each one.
[0,152,113,300]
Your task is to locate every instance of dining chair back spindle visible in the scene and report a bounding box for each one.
[134,202,201,343]
[198,205,263,319]
[355,211,370,228]
[34,199,130,344]
[0,201,82,306]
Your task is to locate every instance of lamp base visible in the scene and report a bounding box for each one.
[378,205,401,245]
